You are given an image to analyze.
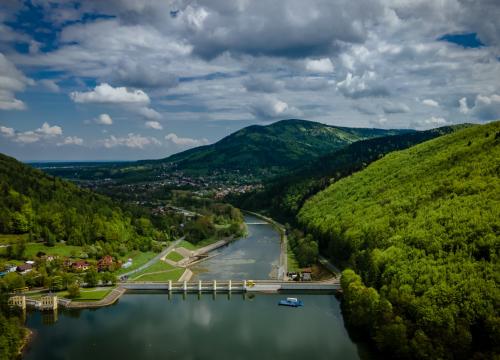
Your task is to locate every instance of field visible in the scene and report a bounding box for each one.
[24,243,86,258]
[0,234,29,244]
[116,251,156,275]
[132,268,185,282]
[165,251,184,262]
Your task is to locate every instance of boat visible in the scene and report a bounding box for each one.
[278,297,304,307]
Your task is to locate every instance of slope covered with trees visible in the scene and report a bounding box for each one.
[0,153,169,253]
[298,121,500,359]
[234,125,463,222]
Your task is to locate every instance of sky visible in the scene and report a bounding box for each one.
[0,0,499,161]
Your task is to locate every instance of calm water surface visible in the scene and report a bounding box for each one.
[191,214,281,280]
[24,293,360,360]
[23,214,361,359]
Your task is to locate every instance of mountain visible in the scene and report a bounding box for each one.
[298,121,500,358]
[144,119,410,178]
[233,124,466,221]
[0,153,165,251]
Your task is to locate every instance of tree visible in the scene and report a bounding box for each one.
[84,269,98,287]
[67,283,80,298]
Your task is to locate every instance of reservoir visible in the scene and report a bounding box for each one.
[24,293,360,360]
[22,214,361,359]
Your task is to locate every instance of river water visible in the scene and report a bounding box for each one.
[191,214,281,280]
[22,215,361,360]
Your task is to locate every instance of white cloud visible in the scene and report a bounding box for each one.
[0,53,33,110]
[145,121,163,130]
[0,126,14,137]
[102,133,161,149]
[70,83,150,104]
[459,97,469,114]
[422,99,439,107]
[137,107,162,120]
[336,72,389,99]
[39,79,60,93]
[305,58,334,73]
[58,136,83,146]
[250,97,301,119]
[471,93,500,120]
[6,122,64,144]
[383,102,410,114]
[36,122,63,136]
[95,113,113,125]
[411,116,450,129]
[165,133,209,147]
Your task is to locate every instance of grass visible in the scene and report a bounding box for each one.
[132,268,185,282]
[24,243,85,259]
[130,260,176,280]
[116,251,156,275]
[27,287,113,301]
[0,234,29,245]
[165,250,184,262]
[178,240,197,251]
[287,244,301,273]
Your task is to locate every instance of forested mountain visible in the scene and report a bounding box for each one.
[154,119,407,176]
[233,125,465,222]
[298,121,500,359]
[0,153,170,252]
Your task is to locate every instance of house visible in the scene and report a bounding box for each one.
[41,255,55,262]
[97,255,114,271]
[16,263,33,274]
[301,268,312,281]
[71,260,90,272]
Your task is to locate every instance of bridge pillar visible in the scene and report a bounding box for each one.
[243,280,247,291]
[228,280,232,292]
[183,280,187,292]
[168,280,172,291]
[198,280,202,292]
[213,280,217,292]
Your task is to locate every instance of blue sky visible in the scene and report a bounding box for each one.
[0,0,499,161]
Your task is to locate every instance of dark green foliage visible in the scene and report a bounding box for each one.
[0,281,26,360]
[39,119,408,182]
[299,121,500,359]
[287,228,318,267]
[234,125,464,223]
[158,119,407,177]
[0,153,164,253]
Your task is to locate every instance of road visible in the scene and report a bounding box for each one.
[120,237,184,278]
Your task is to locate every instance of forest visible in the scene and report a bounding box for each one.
[298,121,500,359]
[232,124,464,223]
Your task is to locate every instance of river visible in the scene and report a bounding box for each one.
[22,215,361,360]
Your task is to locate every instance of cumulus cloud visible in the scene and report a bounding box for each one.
[243,76,282,93]
[459,97,470,114]
[102,133,161,149]
[3,122,64,144]
[70,83,150,104]
[58,136,83,146]
[0,126,14,137]
[410,116,450,129]
[36,122,62,136]
[336,72,389,99]
[305,58,334,73]
[422,99,439,107]
[145,121,163,130]
[0,53,33,110]
[471,93,500,120]
[39,79,60,93]
[95,113,113,125]
[250,97,301,119]
[383,102,410,114]
[137,107,162,120]
[165,133,209,147]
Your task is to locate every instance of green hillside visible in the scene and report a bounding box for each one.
[0,153,167,253]
[234,125,463,222]
[298,121,500,358]
[160,119,406,176]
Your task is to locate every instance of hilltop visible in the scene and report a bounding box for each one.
[298,121,500,358]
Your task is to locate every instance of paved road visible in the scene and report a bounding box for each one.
[120,237,184,278]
